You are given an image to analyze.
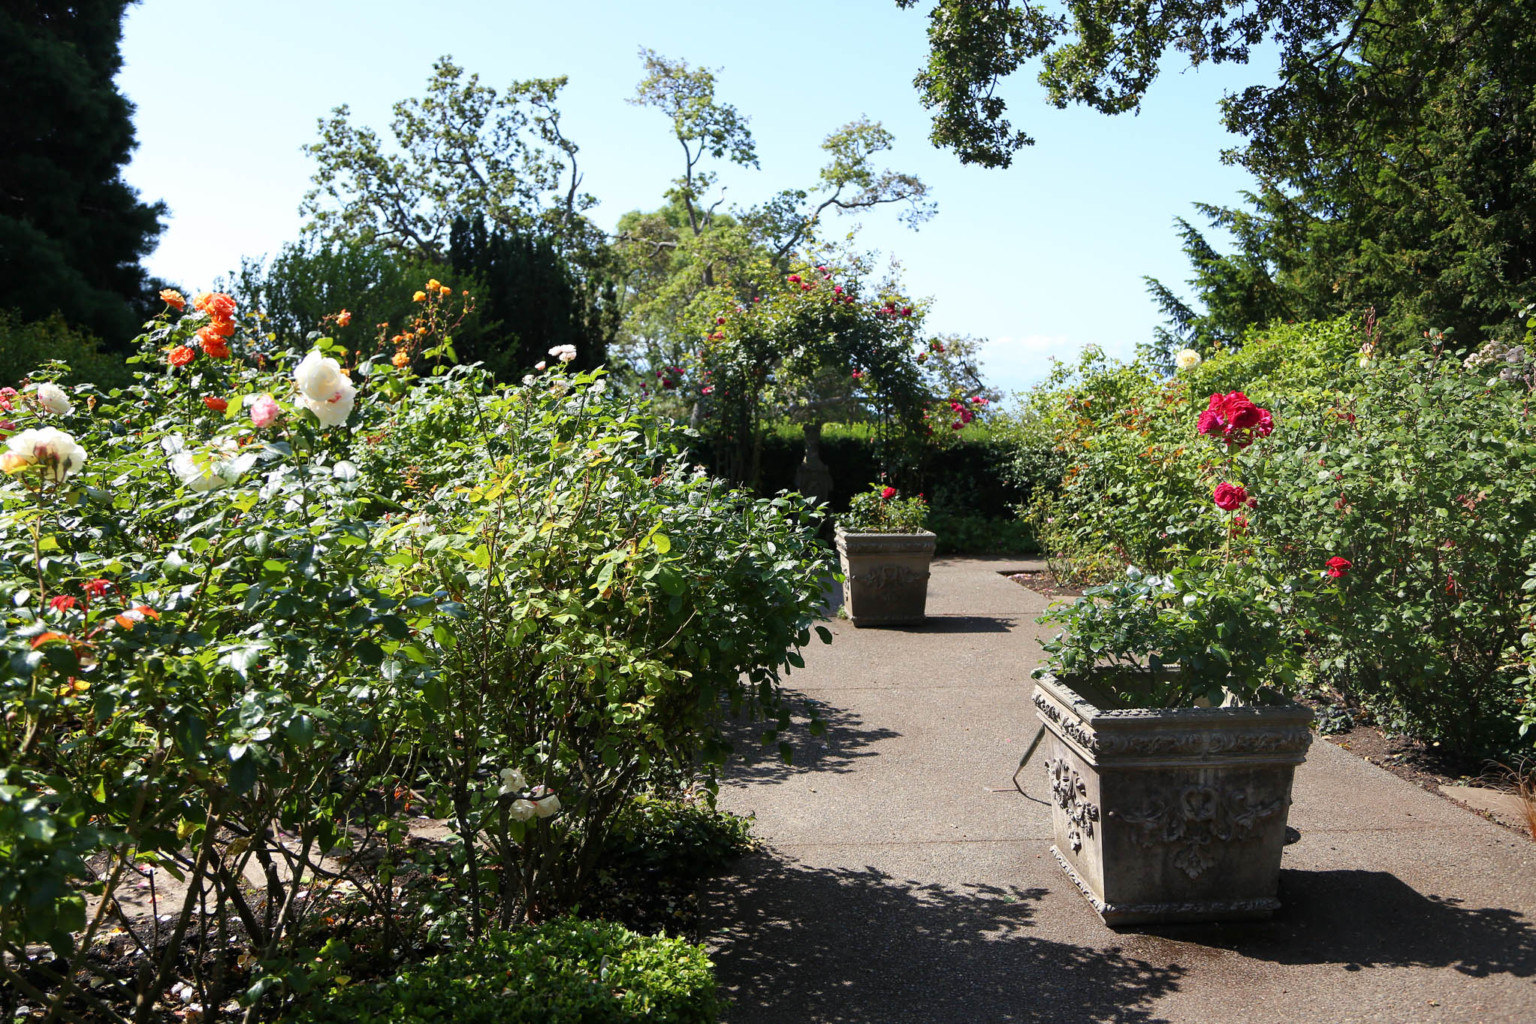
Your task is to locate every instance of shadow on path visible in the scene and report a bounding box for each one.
[708,854,1184,1024]
[721,692,901,786]
[1133,869,1536,979]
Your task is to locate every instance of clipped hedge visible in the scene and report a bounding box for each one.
[751,425,1024,518]
[286,918,718,1024]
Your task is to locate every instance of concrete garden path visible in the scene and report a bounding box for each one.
[704,557,1536,1024]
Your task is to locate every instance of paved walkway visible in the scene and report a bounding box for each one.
[705,558,1536,1024]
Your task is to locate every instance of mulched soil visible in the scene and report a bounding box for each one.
[1002,568,1083,600]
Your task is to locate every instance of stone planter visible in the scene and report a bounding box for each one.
[834,528,936,627]
[1031,669,1312,927]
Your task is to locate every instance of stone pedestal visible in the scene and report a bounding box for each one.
[834,528,935,627]
[1032,670,1312,927]
[794,422,833,507]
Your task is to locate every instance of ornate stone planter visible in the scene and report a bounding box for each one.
[1031,669,1312,927]
[834,528,936,627]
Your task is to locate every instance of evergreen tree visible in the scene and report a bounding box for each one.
[448,217,616,379]
[0,1,166,346]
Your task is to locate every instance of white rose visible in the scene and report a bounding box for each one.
[591,378,607,394]
[1174,348,1202,372]
[534,361,547,371]
[300,377,356,428]
[548,345,577,364]
[294,350,346,403]
[171,447,252,492]
[4,427,87,482]
[508,799,537,822]
[531,787,561,818]
[34,383,73,416]
[497,767,527,796]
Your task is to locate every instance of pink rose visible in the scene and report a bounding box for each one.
[250,394,280,428]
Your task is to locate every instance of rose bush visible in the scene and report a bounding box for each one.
[0,287,830,1020]
[1020,317,1536,753]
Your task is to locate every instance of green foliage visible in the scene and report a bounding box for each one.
[0,294,830,1019]
[0,1,167,343]
[302,57,600,263]
[840,484,929,534]
[894,0,1352,168]
[615,51,932,380]
[599,794,756,881]
[1014,317,1536,754]
[1038,563,1299,708]
[230,238,457,350]
[287,918,718,1024]
[0,310,132,390]
[448,216,617,378]
[1150,1,1536,358]
[928,512,1036,556]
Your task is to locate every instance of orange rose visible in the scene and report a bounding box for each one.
[193,292,237,320]
[160,289,186,310]
[412,290,427,303]
[168,345,196,367]
[202,396,229,413]
[201,337,231,360]
[392,350,410,368]
[199,319,234,343]
[336,309,352,327]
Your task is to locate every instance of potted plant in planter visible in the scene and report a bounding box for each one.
[1031,563,1312,927]
[835,483,934,626]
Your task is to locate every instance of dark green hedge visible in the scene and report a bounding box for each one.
[286,918,718,1024]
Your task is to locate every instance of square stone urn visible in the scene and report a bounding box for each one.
[1031,669,1313,927]
[834,529,936,627]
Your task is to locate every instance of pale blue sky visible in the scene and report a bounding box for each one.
[118,0,1272,396]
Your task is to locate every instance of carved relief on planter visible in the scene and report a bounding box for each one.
[1046,756,1100,852]
[849,565,927,590]
[1120,784,1285,879]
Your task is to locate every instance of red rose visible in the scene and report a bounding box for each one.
[1223,392,1261,430]
[1326,556,1352,578]
[1255,408,1274,437]
[203,396,229,413]
[881,486,897,500]
[1197,408,1222,436]
[1213,482,1248,511]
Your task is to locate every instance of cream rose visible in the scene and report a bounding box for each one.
[1174,348,1202,371]
[299,378,356,428]
[4,427,86,481]
[171,446,253,492]
[294,350,346,403]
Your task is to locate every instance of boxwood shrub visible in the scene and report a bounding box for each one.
[286,918,718,1024]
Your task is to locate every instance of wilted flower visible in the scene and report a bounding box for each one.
[172,447,251,492]
[1175,348,1202,371]
[3,427,86,481]
[34,383,72,416]
[336,309,352,327]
